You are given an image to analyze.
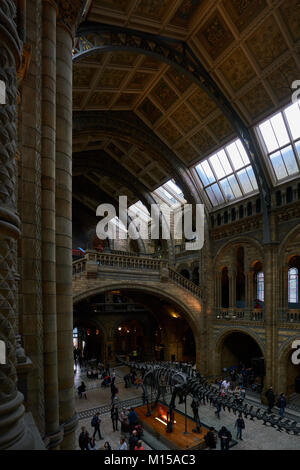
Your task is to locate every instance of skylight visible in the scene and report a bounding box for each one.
[195,139,258,208]
[152,179,186,207]
[257,101,300,182]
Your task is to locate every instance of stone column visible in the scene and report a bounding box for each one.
[228,268,236,309]
[55,18,76,449]
[0,0,34,450]
[41,0,60,445]
[55,0,85,448]
[246,269,254,308]
[263,243,279,398]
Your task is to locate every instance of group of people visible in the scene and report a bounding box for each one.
[265,387,287,416]
[78,404,145,451]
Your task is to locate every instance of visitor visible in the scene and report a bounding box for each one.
[111,381,118,403]
[78,426,89,451]
[218,426,232,451]
[235,414,245,440]
[124,372,131,388]
[215,401,221,419]
[265,386,275,413]
[129,430,138,450]
[120,407,129,433]
[117,438,127,450]
[111,404,119,432]
[134,440,145,450]
[128,407,138,428]
[91,412,103,440]
[277,393,287,417]
[78,381,87,399]
[88,436,97,450]
[204,427,217,450]
[103,441,112,451]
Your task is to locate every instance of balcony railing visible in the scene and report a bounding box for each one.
[214,308,264,322]
[90,303,146,313]
[72,250,202,298]
[280,310,300,323]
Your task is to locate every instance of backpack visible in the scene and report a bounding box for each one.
[91,415,98,427]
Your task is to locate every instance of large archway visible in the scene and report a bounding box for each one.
[279,340,300,401]
[215,330,265,389]
[73,284,200,366]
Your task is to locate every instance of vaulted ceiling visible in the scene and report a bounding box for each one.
[72,0,300,236]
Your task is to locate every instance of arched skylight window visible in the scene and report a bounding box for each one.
[257,101,300,182]
[256,271,264,302]
[195,139,258,208]
[288,267,299,304]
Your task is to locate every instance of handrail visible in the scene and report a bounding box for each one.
[168,267,202,297]
[214,308,265,322]
[72,250,202,298]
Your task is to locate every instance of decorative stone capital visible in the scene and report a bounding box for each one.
[56,0,86,37]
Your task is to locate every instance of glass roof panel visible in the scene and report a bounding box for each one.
[271,113,289,148]
[237,167,253,194]
[281,146,298,176]
[270,151,288,180]
[226,141,245,170]
[284,102,300,140]
[228,174,242,198]
[219,178,234,201]
[259,120,278,153]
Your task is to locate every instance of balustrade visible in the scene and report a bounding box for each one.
[72,250,202,298]
[214,308,264,322]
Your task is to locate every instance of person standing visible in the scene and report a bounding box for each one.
[215,401,221,419]
[134,440,145,450]
[117,438,127,450]
[78,426,89,450]
[218,426,232,451]
[91,412,103,440]
[129,430,138,450]
[204,427,217,450]
[235,414,245,440]
[111,404,119,432]
[277,393,287,417]
[265,386,275,413]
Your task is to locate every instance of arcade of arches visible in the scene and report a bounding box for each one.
[1,0,300,451]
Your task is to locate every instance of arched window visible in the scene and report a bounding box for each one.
[256,272,264,302]
[288,268,299,303]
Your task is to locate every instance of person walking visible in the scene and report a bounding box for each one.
[218,426,232,451]
[204,427,217,450]
[88,436,97,450]
[78,426,89,450]
[277,393,287,417]
[91,412,103,440]
[235,414,245,441]
[128,407,138,430]
[215,401,221,419]
[265,386,275,413]
[111,404,119,432]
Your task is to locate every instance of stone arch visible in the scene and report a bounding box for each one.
[278,224,300,262]
[278,336,300,398]
[212,327,265,376]
[73,280,202,363]
[214,236,264,270]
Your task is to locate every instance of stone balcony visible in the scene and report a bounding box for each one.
[214,308,265,324]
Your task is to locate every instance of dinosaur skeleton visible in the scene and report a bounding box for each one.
[117,357,300,436]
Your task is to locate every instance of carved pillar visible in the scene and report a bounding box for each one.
[246,268,255,308]
[263,243,278,398]
[55,0,84,450]
[228,268,236,309]
[0,0,34,450]
[41,0,60,445]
